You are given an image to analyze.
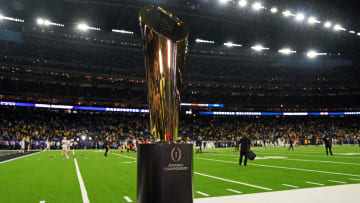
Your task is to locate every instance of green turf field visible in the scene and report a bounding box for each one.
[1,145,360,203]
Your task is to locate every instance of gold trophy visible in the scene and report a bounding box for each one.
[140,6,188,142]
[137,6,193,203]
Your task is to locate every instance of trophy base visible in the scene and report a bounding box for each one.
[137,143,193,203]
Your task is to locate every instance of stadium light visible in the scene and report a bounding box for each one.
[279,48,296,55]
[357,33,360,36]
[308,17,321,24]
[333,24,346,31]
[112,29,134,34]
[252,2,264,11]
[270,7,278,14]
[224,42,242,47]
[0,15,24,23]
[77,23,100,31]
[251,44,269,52]
[295,13,305,22]
[219,0,230,4]
[282,10,294,17]
[349,30,356,34]
[238,0,247,7]
[37,18,64,27]
[195,38,215,44]
[306,50,327,59]
[324,21,332,28]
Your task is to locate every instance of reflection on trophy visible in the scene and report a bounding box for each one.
[137,6,193,203]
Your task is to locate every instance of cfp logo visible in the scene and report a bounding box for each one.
[171,147,182,162]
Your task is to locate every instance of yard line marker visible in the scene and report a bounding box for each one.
[194,172,272,191]
[196,157,360,177]
[109,152,136,160]
[282,184,299,188]
[328,180,347,184]
[124,196,133,202]
[306,181,324,186]
[349,178,360,181]
[286,158,360,166]
[73,151,90,203]
[196,191,210,197]
[0,151,41,164]
[40,201,45,203]
[226,189,242,194]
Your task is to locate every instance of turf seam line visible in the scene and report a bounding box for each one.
[73,151,90,203]
[196,157,360,177]
[194,172,272,191]
[124,196,133,202]
[306,182,325,186]
[196,191,210,197]
[328,180,347,184]
[226,189,242,194]
[349,178,360,181]
[0,151,41,164]
[281,184,299,188]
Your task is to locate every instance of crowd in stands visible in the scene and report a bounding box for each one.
[1,107,359,150]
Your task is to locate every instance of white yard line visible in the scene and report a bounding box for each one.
[109,152,136,160]
[286,158,360,166]
[281,184,299,188]
[194,172,272,191]
[73,151,90,203]
[196,157,360,177]
[306,182,324,186]
[196,191,210,197]
[349,178,360,181]
[39,201,45,203]
[227,189,242,194]
[0,151,41,164]
[328,180,347,184]
[124,196,133,202]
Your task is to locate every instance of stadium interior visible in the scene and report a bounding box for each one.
[1,0,360,203]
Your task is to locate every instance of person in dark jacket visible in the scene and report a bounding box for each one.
[239,134,251,167]
[323,135,333,156]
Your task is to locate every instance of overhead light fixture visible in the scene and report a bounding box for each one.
[357,33,360,36]
[112,29,134,34]
[324,21,332,28]
[219,0,230,4]
[349,30,356,34]
[251,45,269,52]
[306,50,327,58]
[279,48,296,55]
[0,15,24,23]
[195,38,215,44]
[224,42,242,47]
[252,2,264,11]
[295,13,305,21]
[270,7,278,13]
[77,23,100,31]
[282,10,294,17]
[308,17,321,24]
[238,0,247,7]
[333,24,346,31]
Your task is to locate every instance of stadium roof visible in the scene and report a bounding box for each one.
[1,0,360,54]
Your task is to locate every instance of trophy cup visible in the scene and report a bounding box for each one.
[137,6,193,203]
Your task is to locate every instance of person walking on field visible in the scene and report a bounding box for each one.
[239,134,251,167]
[323,135,333,156]
[288,136,294,151]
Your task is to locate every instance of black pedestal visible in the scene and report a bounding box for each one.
[137,143,193,203]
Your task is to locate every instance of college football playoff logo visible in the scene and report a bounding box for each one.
[171,147,182,162]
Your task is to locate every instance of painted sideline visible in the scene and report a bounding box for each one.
[73,150,90,203]
[0,151,41,164]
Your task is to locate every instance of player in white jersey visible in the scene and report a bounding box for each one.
[61,137,70,159]
[20,138,25,153]
[45,138,51,151]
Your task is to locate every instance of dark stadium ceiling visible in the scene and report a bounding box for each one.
[2,0,360,54]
